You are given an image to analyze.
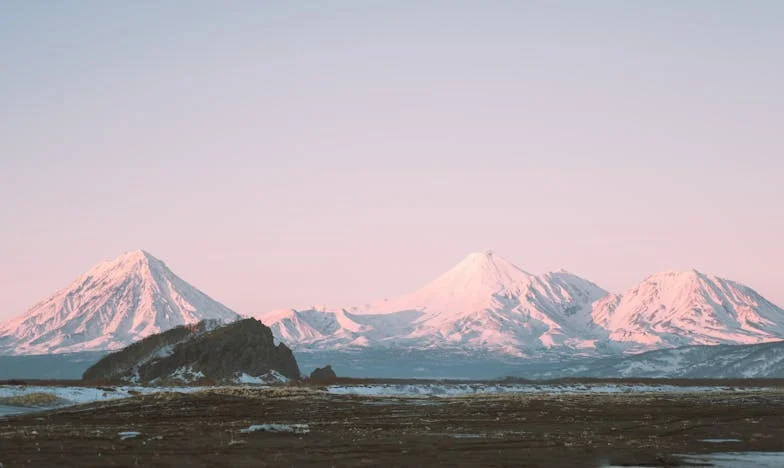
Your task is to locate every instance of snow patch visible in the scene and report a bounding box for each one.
[240,424,310,434]
[0,385,202,415]
[326,383,735,397]
[236,370,289,385]
[169,366,205,383]
[676,452,784,468]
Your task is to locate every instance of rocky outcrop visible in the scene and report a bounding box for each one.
[83,319,300,384]
[309,365,337,382]
[82,320,220,382]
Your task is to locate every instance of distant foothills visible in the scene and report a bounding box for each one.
[1,249,784,379]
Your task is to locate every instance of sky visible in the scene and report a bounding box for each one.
[1,1,782,321]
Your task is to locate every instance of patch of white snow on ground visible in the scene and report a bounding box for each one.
[236,374,266,384]
[236,370,288,385]
[0,385,204,415]
[676,452,784,468]
[0,405,33,416]
[170,366,205,382]
[326,383,741,397]
[240,424,309,434]
[265,370,289,383]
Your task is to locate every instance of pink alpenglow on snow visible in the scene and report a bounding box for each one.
[2,250,784,359]
[259,252,784,358]
[0,250,241,355]
[591,270,784,350]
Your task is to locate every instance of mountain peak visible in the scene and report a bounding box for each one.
[125,248,154,260]
[454,250,531,275]
[639,269,709,289]
[431,251,533,293]
[115,249,159,264]
[360,250,534,315]
[0,250,240,355]
[263,251,609,355]
[598,269,784,349]
[647,268,704,278]
[82,249,164,279]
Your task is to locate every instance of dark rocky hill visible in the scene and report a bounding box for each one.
[310,365,337,382]
[83,319,300,384]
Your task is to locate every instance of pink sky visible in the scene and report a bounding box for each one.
[1,2,782,320]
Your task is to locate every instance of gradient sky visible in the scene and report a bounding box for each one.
[1,1,782,321]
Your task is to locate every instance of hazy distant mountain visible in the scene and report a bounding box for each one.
[527,340,784,379]
[259,252,784,363]
[0,250,241,355]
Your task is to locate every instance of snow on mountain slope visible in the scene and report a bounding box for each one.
[260,251,610,356]
[0,250,241,355]
[365,251,535,315]
[591,270,784,351]
[260,254,784,361]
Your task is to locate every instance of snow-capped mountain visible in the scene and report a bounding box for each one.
[591,270,784,352]
[259,253,784,362]
[0,250,241,355]
[5,247,784,375]
[260,251,611,357]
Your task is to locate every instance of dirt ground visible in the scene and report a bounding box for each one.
[1,386,784,467]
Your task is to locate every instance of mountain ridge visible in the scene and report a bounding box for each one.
[261,251,612,356]
[258,252,784,358]
[591,269,784,351]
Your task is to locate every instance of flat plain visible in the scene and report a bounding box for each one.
[1,382,784,467]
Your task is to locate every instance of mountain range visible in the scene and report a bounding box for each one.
[260,251,784,358]
[262,252,610,357]
[2,249,784,378]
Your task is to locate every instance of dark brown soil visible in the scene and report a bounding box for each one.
[1,387,783,467]
[5,377,784,388]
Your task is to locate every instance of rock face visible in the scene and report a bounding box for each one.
[82,319,220,382]
[83,318,300,384]
[309,365,337,382]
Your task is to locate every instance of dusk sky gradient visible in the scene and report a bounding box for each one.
[1,2,783,320]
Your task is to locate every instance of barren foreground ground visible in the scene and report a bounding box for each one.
[2,386,784,467]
